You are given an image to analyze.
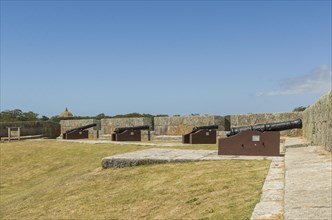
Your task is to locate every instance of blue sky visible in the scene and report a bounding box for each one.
[1,1,331,117]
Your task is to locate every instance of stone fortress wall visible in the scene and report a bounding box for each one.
[302,91,331,152]
[58,89,332,152]
[154,115,227,135]
[3,91,330,151]
[0,121,60,139]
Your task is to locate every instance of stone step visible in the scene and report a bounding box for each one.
[284,138,309,148]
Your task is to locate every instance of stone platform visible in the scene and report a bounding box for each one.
[101,148,281,168]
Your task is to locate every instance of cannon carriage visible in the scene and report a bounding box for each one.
[112,125,150,142]
[182,125,219,144]
[218,119,302,156]
[62,123,97,139]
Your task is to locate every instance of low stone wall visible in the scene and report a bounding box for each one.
[154,115,226,135]
[60,119,100,139]
[0,121,60,139]
[100,118,153,136]
[302,91,332,152]
[229,112,303,137]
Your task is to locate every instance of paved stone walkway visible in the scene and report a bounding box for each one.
[284,146,332,220]
[58,139,188,147]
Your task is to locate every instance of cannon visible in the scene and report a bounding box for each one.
[183,125,219,144]
[114,125,150,134]
[63,123,97,139]
[112,125,150,141]
[227,119,302,137]
[219,119,302,156]
[192,125,219,133]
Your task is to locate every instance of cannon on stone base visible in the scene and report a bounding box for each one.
[182,125,218,144]
[112,125,150,141]
[218,119,302,156]
[63,123,97,139]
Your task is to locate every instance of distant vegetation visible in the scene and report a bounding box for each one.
[0,109,47,122]
[0,109,168,123]
[292,106,308,112]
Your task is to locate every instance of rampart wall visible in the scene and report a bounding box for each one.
[100,118,153,136]
[302,91,331,152]
[0,121,60,138]
[154,115,226,135]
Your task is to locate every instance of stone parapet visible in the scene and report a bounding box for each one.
[154,115,226,135]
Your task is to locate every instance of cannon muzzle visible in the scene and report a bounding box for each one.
[227,119,302,137]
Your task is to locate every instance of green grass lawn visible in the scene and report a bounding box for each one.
[0,140,270,219]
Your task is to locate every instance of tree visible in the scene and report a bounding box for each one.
[20,111,39,121]
[49,115,61,123]
[40,116,50,121]
[293,106,307,112]
[0,109,23,122]
[96,113,106,120]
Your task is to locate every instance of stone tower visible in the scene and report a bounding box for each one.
[59,107,73,118]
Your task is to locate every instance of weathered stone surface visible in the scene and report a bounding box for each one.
[154,115,225,135]
[302,90,332,152]
[229,112,303,137]
[251,157,285,220]
[101,148,282,168]
[284,137,309,148]
[284,146,332,220]
[251,202,283,220]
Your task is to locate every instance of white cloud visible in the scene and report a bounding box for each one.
[256,65,332,96]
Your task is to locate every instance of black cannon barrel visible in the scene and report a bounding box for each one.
[227,119,302,137]
[114,125,150,134]
[192,125,219,133]
[65,123,97,134]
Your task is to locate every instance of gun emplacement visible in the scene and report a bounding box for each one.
[227,118,302,137]
[114,125,150,134]
[183,125,218,144]
[62,123,97,139]
[64,123,97,134]
[192,125,219,133]
[112,125,150,141]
